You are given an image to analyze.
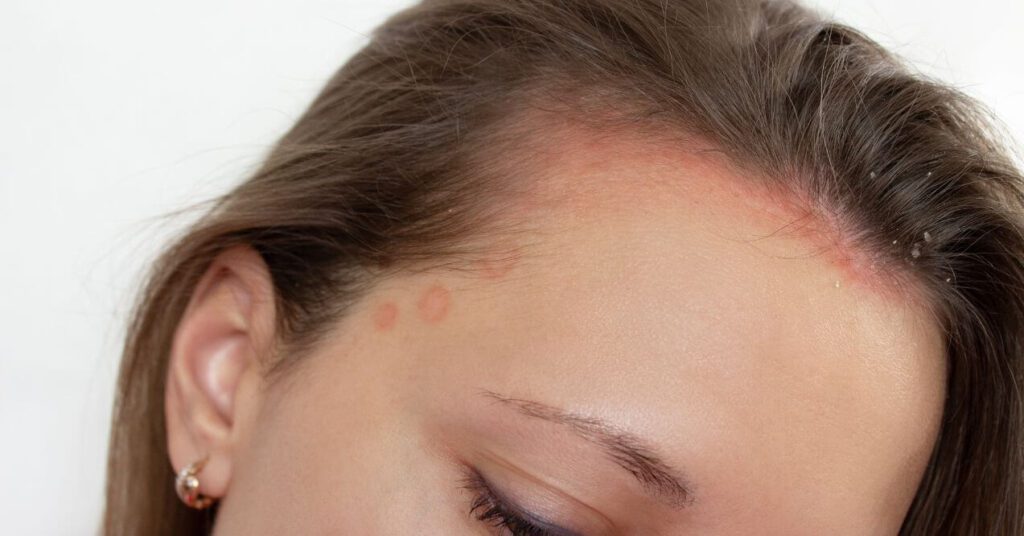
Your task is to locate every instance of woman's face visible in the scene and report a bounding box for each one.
[172,143,946,535]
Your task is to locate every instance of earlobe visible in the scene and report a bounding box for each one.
[164,245,276,503]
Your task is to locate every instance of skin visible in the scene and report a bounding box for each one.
[165,134,947,535]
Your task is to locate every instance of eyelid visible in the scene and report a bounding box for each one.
[464,466,583,536]
[462,457,618,535]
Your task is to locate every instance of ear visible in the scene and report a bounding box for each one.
[165,244,276,501]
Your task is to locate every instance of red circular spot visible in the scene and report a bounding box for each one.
[417,285,451,323]
[373,302,399,331]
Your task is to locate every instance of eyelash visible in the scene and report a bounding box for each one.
[461,468,561,536]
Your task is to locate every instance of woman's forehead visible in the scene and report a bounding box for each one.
[344,148,947,527]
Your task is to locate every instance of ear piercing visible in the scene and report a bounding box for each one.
[175,455,216,510]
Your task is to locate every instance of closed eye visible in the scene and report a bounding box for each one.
[461,466,583,536]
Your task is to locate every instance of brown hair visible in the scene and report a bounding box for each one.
[102,0,1024,533]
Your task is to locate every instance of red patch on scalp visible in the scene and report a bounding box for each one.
[373,302,399,331]
[417,284,451,323]
[716,176,916,303]
[498,113,922,307]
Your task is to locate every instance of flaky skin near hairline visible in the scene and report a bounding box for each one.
[102,0,1024,534]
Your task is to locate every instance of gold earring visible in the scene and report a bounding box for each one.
[175,456,216,509]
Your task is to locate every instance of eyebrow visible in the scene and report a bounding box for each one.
[479,390,695,508]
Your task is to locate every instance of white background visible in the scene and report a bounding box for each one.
[2,1,1022,533]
